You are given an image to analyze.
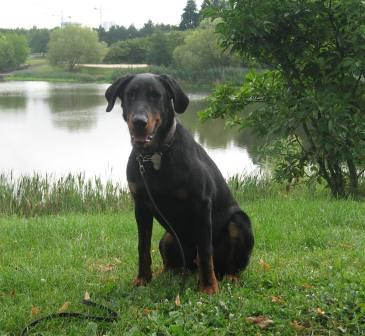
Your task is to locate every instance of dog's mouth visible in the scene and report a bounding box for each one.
[131,133,155,147]
[128,114,161,149]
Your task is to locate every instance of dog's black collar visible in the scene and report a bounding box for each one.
[160,117,177,150]
[135,118,176,171]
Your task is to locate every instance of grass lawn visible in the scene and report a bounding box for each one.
[1,197,364,335]
[3,60,117,83]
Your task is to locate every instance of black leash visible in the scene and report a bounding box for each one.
[20,298,118,336]
[136,154,188,295]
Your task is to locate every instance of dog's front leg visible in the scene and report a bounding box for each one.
[133,204,153,286]
[195,199,219,294]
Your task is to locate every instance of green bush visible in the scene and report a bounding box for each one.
[0,33,29,71]
[173,20,241,81]
[103,38,149,64]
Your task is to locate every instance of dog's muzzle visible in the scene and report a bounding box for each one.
[130,115,156,147]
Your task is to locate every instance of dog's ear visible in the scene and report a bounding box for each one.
[158,75,189,113]
[105,75,134,112]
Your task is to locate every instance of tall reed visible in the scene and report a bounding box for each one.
[0,172,132,217]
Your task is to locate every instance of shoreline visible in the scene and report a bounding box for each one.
[1,58,245,90]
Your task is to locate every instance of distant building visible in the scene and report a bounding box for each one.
[61,22,81,27]
[102,21,116,31]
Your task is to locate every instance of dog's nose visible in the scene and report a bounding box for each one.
[132,115,148,130]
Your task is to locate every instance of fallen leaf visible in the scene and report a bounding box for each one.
[271,296,285,304]
[259,258,271,271]
[175,294,181,306]
[337,326,347,333]
[246,315,274,329]
[88,259,119,272]
[316,307,325,316]
[290,320,306,331]
[98,263,115,272]
[143,308,153,315]
[31,306,40,317]
[58,301,71,313]
[84,291,91,301]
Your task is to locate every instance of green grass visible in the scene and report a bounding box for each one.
[4,62,115,83]
[1,176,364,335]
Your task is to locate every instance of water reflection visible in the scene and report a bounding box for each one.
[0,81,261,182]
[47,87,104,131]
[180,99,263,166]
[180,100,236,148]
[0,93,27,111]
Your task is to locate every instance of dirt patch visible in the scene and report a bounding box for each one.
[79,64,149,69]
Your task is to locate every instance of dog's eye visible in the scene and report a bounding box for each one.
[149,91,161,100]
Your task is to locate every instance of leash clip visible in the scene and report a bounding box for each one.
[136,154,146,175]
[136,152,162,171]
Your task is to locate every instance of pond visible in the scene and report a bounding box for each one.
[0,81,261,184]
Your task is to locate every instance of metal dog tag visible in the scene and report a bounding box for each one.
[151,153,162,170]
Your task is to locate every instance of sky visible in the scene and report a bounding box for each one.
[0,0,204,29]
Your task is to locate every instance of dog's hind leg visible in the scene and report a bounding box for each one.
[214,211,254,280]
[159,232,196,272]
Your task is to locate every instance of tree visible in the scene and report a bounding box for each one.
[47,25,106,70]
[103,38,149,64]
[180,0,200,30]
[147,32,171,66]
[0,33,29,71]
[97,25,129,45]
[173,20,240,80]
[103,31,186,65]
[201,0,227,11]
[139,20,155,37]
[203,0,365,198]
[28,27,50,54]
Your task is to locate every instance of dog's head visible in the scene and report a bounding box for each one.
[105,73,189,150]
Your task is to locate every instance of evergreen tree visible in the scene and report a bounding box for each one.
[179,0,199,30]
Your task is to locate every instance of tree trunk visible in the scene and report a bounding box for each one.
[347,159,358,197]
[327,161,346,198]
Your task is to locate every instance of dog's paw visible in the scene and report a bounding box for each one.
[199,282,219,295]
[153,268,165,277]
[225,274,240,284]
[132,277,150,286]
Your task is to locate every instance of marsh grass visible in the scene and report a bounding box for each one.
[0,173,132,216]
[1,171,362,216]
[0,172,298,217]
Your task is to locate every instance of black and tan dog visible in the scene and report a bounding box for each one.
[105,73,254,294]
